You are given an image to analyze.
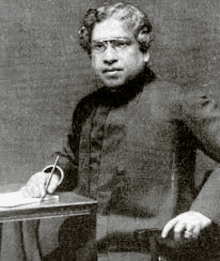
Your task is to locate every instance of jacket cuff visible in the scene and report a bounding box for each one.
[42,165,64,186]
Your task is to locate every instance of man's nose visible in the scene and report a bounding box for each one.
[103,45,118,65]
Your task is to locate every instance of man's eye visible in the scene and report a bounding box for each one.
[114,41,127,48]
[93,43,105,50]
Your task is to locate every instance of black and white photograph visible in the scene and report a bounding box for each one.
[0,0,220,260]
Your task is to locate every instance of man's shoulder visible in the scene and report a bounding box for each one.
[141,79,181,104]
[143,78,180,90]
[141,79,211,105]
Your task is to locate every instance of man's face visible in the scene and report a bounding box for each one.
[91,18,150,88]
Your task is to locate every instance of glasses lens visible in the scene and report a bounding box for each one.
[92,42,106,52]
[91,39,130,53]
[111,39,129,50]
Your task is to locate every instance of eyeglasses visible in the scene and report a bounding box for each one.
[91,38,131,53]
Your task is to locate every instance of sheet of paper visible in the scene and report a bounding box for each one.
[0,190,59,208]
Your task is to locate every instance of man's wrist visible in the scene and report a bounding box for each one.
[42,165,64,186]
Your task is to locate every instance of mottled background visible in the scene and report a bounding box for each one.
[0,0,220,257]
[0,0,219,191]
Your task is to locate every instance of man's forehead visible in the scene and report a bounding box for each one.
[91,17,134,41]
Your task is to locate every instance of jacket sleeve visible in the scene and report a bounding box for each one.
[180,92,220,224]
[44,132,79,192]
[42,104,85,192]
[43,92,97,192]
[180,91,220,162]
[190,166,220,225]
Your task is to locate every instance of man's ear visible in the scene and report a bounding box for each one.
[144,52,150,63]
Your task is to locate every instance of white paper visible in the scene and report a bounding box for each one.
[0,191,59,208]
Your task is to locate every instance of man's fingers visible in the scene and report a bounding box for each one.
[29,178,45,197]
[184,224,194,239]
[37,179,47,197]
[28,184,45,197]
[162,211,211,242]
[184,230,193,239]
[47,174,60,194]
[21,172,47,198]
[21,172,60,198]
[173,221,186,241]
[21,184,43,198]
[192,225,200,239]
[20,186,29,198]
[161,217,178,238]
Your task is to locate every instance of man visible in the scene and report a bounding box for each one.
[11,2,220,260]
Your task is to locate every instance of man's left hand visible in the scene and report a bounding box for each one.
[161,211,211,241]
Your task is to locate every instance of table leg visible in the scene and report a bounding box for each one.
[0,221,26,261]
[22,219,42,261]
[0,220,42,261]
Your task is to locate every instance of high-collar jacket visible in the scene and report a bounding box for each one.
[53,75,220,231]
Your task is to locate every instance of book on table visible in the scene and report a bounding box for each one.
[0,190,59,208]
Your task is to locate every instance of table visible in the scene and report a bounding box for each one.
[0,192,98,260]
[0,191,98,222]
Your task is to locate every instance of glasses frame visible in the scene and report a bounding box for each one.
[91,38,132,53]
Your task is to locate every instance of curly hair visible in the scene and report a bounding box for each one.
[78,2,154,55]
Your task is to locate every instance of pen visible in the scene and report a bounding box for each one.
[39,155,60,204]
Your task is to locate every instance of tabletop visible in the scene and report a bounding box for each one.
[0,191,98,222]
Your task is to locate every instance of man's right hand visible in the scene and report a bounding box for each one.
[20,172,60,198]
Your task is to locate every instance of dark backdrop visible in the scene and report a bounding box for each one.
[0,0,219,190]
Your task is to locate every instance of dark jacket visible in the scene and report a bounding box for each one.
[52,71,220,233]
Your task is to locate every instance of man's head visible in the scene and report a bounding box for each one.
[78,2,154,88]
